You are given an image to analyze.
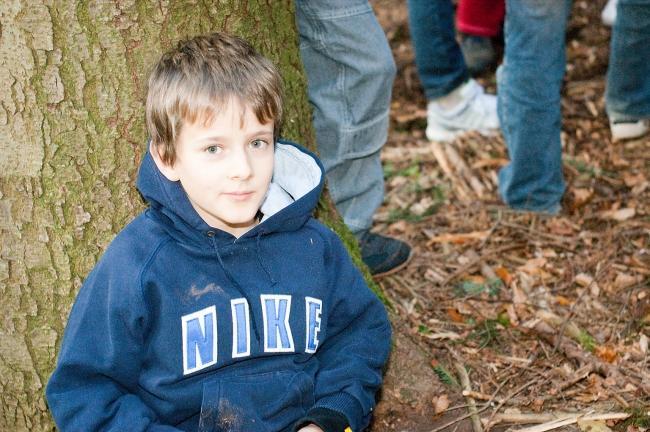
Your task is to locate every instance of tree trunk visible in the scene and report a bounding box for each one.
[0,1,440,430]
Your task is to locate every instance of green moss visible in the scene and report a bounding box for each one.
[615,407,650,431]
[577,330,597,352]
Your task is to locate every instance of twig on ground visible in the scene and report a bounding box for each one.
[444,143,487,198]
[532,321,650,394]
[430,141,473,201]
[455,362,484,432]
[484,379,541,431]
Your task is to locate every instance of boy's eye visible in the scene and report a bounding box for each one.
[250,139,269,149]
[206,145,221,154]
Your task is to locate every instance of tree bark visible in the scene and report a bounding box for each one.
[0,1,439,430]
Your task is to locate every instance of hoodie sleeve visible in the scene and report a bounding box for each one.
[46,244,181,432]
[305,230,392,432]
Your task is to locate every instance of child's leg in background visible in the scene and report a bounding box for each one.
[456,0,506,74]
[457,0,505,38]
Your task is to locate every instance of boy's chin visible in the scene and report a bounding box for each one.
[222,214,259,229]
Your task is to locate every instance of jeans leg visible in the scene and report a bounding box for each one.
[497,0,570,212]
[295,0,396,235]
[605,0,650,122]
[406,0,469,99]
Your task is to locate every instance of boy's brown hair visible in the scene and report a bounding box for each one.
[146,32,283,165]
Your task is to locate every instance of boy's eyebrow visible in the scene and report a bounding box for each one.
[195,130,274,142]
[246,129,274,137]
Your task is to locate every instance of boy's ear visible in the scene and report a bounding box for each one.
[150,142,180,182]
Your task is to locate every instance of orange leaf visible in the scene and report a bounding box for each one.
[446,308,465,323]
[595,345,617,363]
[571,188,594,207]
[467,275,486,284]
[427,230,490,245]
[495,267,513,285]
[471,158,509,169]
[555,296,573,306]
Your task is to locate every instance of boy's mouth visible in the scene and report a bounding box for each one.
[223,191,255,201]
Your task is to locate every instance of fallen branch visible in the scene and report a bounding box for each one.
[455,362,483,432]
[492,411,633,427]
[507,412,634,432]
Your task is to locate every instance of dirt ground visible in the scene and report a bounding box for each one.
[368,1,649,431]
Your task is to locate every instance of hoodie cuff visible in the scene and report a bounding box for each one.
[304,392,366,431]
[293,407,350,432]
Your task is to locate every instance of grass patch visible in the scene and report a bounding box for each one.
[614,407,650,431]
[383,161,421,179]
[577,330,597,352]
[468,314,510,349]
[454,278,503,297]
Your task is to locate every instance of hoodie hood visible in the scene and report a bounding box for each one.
[136,139,324,245]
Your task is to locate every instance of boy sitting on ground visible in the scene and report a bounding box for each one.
[46,32,391,432]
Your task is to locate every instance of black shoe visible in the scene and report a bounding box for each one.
[357,232,412,278]
[459,34,496,76]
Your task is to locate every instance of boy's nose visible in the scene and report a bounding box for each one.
[228,148,253,180]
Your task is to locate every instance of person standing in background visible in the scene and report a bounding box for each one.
[295,0,412,277]
[497,0,571,214]
[605,0,650,141]
[457,0,505,75]
[407,0,500,143]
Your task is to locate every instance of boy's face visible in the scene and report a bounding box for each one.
[154,98,274,237]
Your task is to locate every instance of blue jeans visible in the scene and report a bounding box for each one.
[606,0,650,122]
[295,0,396,235]
[497,0,570,212]
[406,0,469,99]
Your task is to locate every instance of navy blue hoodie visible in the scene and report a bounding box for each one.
[46,141,391,432]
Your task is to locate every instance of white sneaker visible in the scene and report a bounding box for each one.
[610,119,649,141]
[601,0,618,26]
[426,79,499,142]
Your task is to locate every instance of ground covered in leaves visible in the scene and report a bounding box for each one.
[370,1,649,431]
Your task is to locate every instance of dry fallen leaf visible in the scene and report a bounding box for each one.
[622,172,647,187]
[577,420,613,432]
[640,334,648,354]
[598,207,636,221]
[547,218,577,236]
[575,273,595,287]
[613,273,642,291]
[433,394,450,415]
[575,273,600,297]
[519,257,549,277]
[387,219,410,233]
[572,188,594,207]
